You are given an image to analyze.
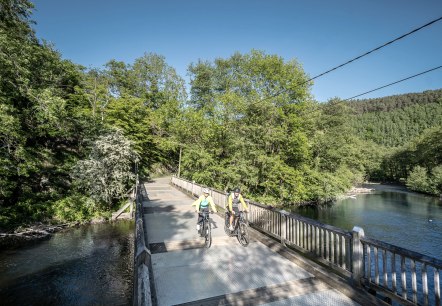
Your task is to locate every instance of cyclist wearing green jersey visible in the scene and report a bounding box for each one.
[192,188,217,231]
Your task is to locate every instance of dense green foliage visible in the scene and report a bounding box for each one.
[0,1,176,229]
[176,53,364,205]
[1,0,93,228]
[1,1,441,230]
[382,126,442,193]
[346,91,442,195]
[348,89,442,113]
[349,90,442,147]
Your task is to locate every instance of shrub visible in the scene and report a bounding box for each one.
[406,166,430,193]
[52,194,97,222]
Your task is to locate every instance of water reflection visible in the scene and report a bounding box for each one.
[294,188,442,259]
[0,221,134,305]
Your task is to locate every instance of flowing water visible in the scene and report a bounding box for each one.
[0,221,134,306]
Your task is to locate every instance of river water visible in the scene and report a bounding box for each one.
[0,220,134,306]
[293,185,442,259]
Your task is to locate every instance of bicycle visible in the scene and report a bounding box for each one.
[198,211,212,248]
[226,211,249,246]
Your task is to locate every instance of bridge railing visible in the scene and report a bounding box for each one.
[361,236,441,306]
[247,200,353,277]
[133,178,154,306]
[170,176,442,306]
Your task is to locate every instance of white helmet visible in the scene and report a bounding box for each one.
[202,188,210,194]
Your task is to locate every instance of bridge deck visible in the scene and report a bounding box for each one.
[142,177,365,305]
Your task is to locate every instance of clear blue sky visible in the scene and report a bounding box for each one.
[32,0,442,102]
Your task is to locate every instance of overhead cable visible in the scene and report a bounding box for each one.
[305,16,442,85]
[344,65,442,100]
[254,16,442,104]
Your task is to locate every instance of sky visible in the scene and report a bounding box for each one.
[31,0,442,102]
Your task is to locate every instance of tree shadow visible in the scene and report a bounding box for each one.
[142,178,369,306]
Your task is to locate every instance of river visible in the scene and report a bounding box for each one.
[293,184,442,259]
[0,220,134,306]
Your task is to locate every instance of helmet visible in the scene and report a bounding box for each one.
[202,188,210,194]
[233,188,240,193]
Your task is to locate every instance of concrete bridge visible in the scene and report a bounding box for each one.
[133,177,442,306]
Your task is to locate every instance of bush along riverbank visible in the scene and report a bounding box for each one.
[0,193,136,250]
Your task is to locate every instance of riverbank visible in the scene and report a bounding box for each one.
[0,214,133,250]
[362,182,408,192]
[0,223,70,249]
[343,182,412,199]
[340,184,375,200]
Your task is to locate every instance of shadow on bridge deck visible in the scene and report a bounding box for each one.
[142,177,381,306]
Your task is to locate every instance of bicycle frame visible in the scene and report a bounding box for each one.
[199,211,212,248]
[233,211,247,229]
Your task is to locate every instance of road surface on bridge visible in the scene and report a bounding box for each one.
[142,177,366,305]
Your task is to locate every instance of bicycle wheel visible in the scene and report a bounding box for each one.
[204,220,212,248]
[237,222,249,246]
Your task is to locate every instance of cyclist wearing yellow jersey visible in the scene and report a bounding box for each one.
[192,188,217,231]
[227,188,248,231]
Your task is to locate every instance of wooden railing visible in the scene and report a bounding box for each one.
[171,176,442,306]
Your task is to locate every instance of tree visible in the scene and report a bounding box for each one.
[71,130,139,208]
[312,99,363,173]
[0,0,91,228]
[180,50,335,204]
[104,53,187,175]
[429,165,442,195]
[406,166,430,193]
[78,68,112,121]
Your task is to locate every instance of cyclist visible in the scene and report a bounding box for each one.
[192,188,217,231]
[227,187,248,231]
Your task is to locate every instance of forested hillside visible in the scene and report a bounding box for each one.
[347,89,442,113]
[1,0,441,230]
[348,90,442,147]
[344,91,442,194]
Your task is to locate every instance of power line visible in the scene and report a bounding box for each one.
[306,16,442,84]
[253,16,442,104]
[343,65,442,101]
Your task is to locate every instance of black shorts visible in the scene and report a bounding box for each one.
[197,207,209,223]
[231,207,240,215]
